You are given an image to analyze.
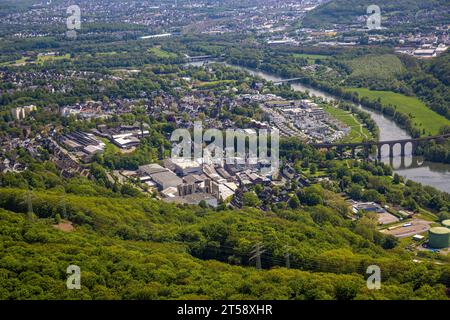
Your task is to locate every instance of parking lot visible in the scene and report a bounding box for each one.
[381,219,433,238]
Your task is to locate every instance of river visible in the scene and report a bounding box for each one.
[189,61,450,193]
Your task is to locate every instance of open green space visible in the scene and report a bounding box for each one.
[292,53,331,64]
[323,105,372,143]
[1,54,70,67]
[0,57,30,67]
[101,138,121,156]
[36,53,71,65]
[148,47,178,59]
[345,88,450,136]
[345,54,405,80]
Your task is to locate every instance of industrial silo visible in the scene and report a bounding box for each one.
[442,219,450,229]
[428,227,450,249]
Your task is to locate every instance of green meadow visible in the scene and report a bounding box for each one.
[292,53,330,64]
[0,57,30,67]
[0,54,70,67]
[323,105,373,143]
[346,88,450,136]
[148,47,178,59]
[36,53,71,65]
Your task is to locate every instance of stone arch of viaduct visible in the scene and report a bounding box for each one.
[311,133,450,159]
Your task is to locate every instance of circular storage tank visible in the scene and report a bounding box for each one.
[442,220,450,229]
[429,227,450,249]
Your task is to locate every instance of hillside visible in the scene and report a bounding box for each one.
[0,192,445,299]
[427,52,450,86]
[0,0,450,305]
[303,0,450,29]
[0,188,449,300]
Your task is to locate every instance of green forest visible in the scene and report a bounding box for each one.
[0,1,449,302]
[302,0,450,30]
[0,188,449,300]
[0,142,449,299]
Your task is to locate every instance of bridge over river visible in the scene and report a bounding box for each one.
[272,77,304,84]
[184,60,450,192]
[312,133,450,159]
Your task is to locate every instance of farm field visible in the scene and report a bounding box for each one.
[346,88,450,136]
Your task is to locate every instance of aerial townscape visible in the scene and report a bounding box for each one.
[0,0,450,305]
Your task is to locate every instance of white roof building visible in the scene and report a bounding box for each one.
[166,158,202,176]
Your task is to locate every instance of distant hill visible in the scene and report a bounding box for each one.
[303,0,450,29]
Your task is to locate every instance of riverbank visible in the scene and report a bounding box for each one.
[345,88,450,137]
[216,62,450,193]
[224,60,447,140]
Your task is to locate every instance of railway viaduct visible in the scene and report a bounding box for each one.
[311,133,450,159]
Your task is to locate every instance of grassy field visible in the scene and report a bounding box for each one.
[36,53,71,65]
[148,47,177,59]
[323,105,373,143]
[0,54,70,67]
[346,88,450,136]
[101,138,121,156]
[0,57,30,67]
[95,51,125,56]
[292,53,330,64]
[345,54,405,80]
